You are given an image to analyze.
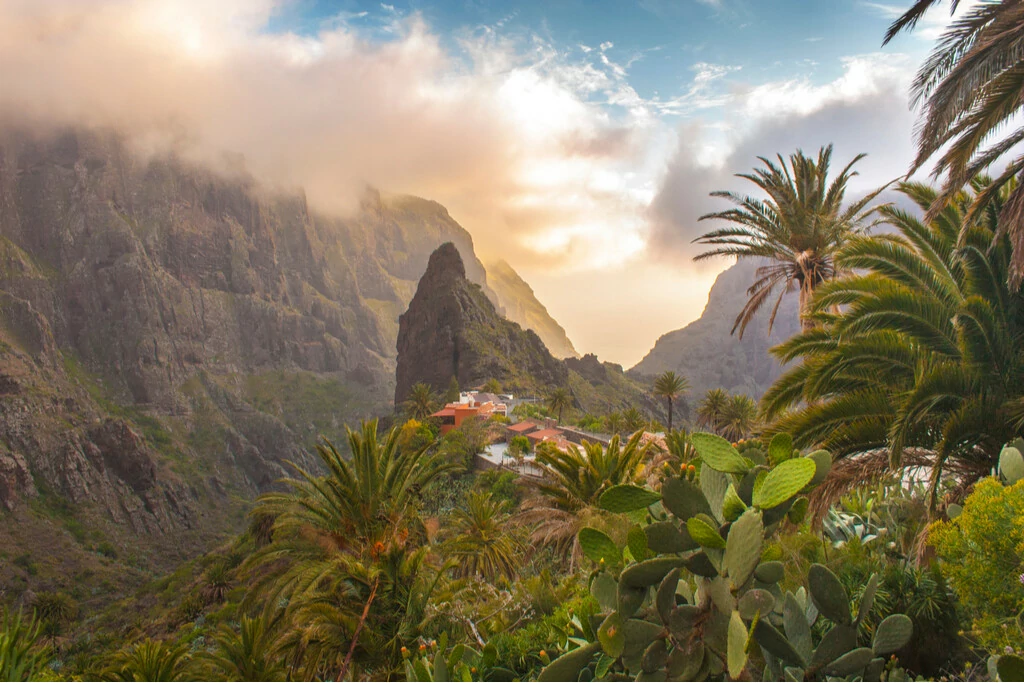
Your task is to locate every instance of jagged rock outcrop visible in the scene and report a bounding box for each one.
[395,245,666,424]
[395,244,568,402]
[486,259,578,359]
[631,260,800,400]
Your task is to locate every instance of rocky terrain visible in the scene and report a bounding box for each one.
[0,127,574,600]
[396,244,664,419]
[630,259,800,400]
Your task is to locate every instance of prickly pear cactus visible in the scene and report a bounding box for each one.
[539,432,915,682]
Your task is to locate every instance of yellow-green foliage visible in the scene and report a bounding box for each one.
[930,478,1024,652]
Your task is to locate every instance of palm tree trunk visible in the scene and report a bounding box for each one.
[798,280,816,333]
[337,579,379,682]
[667,398,673,432]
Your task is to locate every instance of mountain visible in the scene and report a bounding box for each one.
[630,260,800,400]
[0,127,558,598]
[396,244,665,419]
[485,259,578,359]
[395,244,568,402]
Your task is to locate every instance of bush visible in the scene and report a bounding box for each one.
[475,470,520,507]
[930,477,1024,653]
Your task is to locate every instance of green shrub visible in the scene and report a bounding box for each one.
[930,477,1024,653]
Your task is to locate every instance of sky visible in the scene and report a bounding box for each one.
[0,0,970,366]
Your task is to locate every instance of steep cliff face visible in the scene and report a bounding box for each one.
[631,260,800,400]
[486,259,578,359]
[395,244,665,423]
[0,128,521,592]
[395,244,568,402]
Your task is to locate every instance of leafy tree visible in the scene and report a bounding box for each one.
[403,383,439,420]
[508,434,531,461]
[245,419,461,678]
[652,371,689,432]
[0,610,50,682]
[397,418,438,456]
[445,376,460,403]
[446,491,525,582]
[882,0,1024,284]
[546,388,573,424]
[482,378,502,394]
[603,412,624,436]
[105,639,190,682]
[696,388,729,433]
[517,433,649,565]
[762,179,1024,508]
[695,145,886,335]
[198,612,287,681]
[440,416,492,468]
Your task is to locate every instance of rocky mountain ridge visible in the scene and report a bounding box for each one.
[0,127,576,597]
[630,259,800,400]
[396,243,665,420]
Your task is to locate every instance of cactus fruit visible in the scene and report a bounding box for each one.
[542,431,914,682]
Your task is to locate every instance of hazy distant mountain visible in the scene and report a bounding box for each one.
[485,259,579,359]
[631,260,800,400]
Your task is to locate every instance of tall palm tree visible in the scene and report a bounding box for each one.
[446,491,524,582]
[762,179,1024,510]
[403,383,439,420]
[244,419,461,678]
[882,1,1024,284]
[517,433,650,565]
[546,388,573,424]
[653,371,689,432]
[720,394,758,442]
[697,388,730,433]
[695,145,888,335]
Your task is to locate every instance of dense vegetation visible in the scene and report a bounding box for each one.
[5,2,1024,681]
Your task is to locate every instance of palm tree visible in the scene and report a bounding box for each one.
[105,640,190,682]
[695,145,887,335]
[603,412,624,436]
[622,407,646,434]
[653,371,689,432]
[198,613,286,681]
[546,388,573,424]
[517,433,650,565]
[762,179,1024,510]
[403,382,439,420]
[882,1,1024,284]
[245,419,461,678]
[446,491,524,582]
[720,394,758,441]
[697,388,729,433]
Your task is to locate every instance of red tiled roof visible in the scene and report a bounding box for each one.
[431,407,456,418]
[508,421,539,433]
[526,428,563,441]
